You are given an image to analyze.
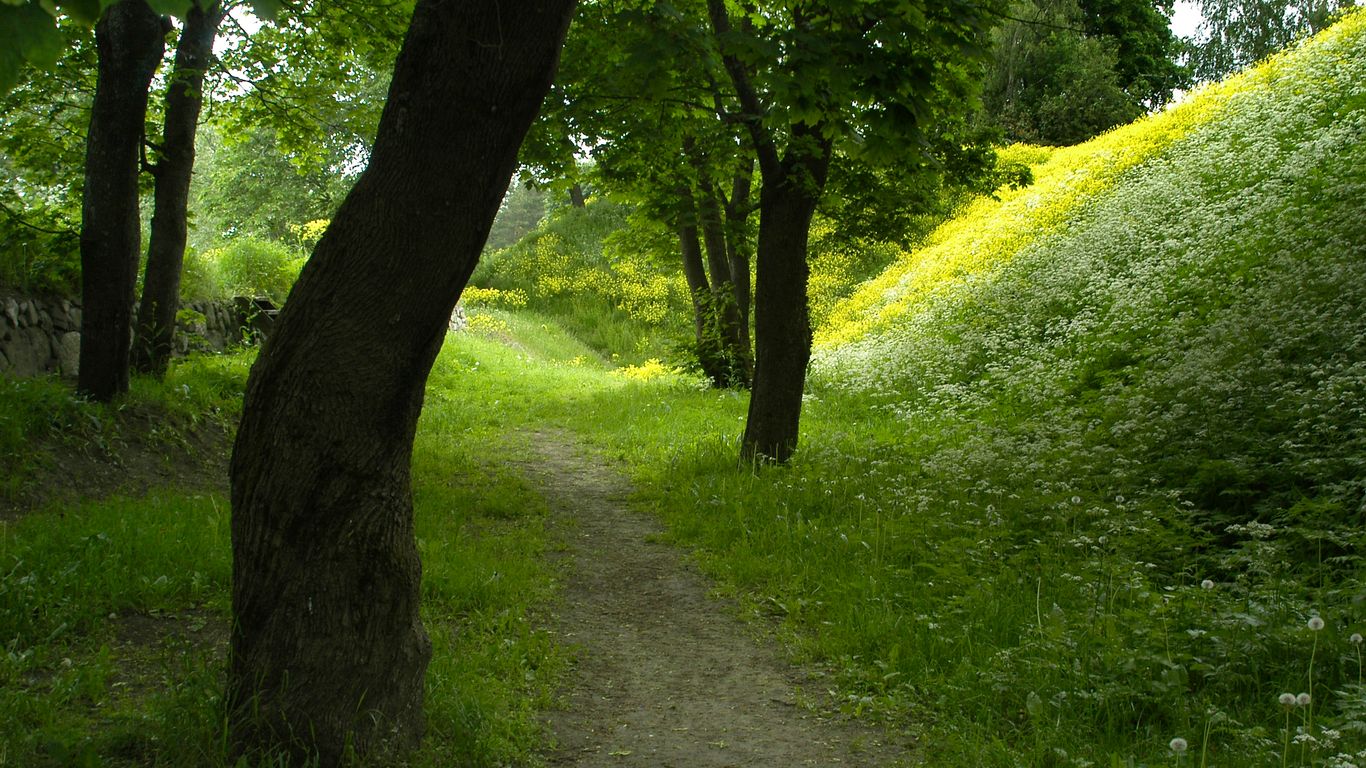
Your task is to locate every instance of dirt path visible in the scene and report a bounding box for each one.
[523,431,913,767]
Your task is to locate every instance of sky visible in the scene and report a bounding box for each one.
[1171,0,1205,40]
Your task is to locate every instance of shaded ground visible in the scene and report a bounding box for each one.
[0,406,230,521]
[525,431,914,767]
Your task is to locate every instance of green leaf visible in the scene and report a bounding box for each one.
[57,0,101,24]
[248,0,281,21]
[1,2,63,71]
[145,0,192,17]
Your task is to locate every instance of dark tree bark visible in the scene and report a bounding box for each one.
[724,160,753,332]
[698,178,751,386]
[227,0,575,764]
[77,0,167,401]
[676,185,728,386]
[569,181,587,207]
[133,1,224,377]
[740,129,831,462]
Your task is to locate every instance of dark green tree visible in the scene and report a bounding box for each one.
[1185,0,1352,81]
[982,0,1186,146]
[706,0,1005,461]
[132,0,226,376]
[77,0,166,401]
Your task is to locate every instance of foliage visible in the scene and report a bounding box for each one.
[1184,0,1356,81]
[188,126,351,252]
[472,201,692,364]
[982,0,1150,145]
[205,237,303,304]
[0,22,92,295]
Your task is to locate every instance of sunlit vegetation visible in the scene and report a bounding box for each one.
[2,6,1363,767]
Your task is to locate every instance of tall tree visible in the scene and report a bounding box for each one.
[1185,0,1351,80]
[77,0,166,401]
[982,0,1186,146]
[533,0,756,386]
[226,0,575,763]
[133,0,225,376]
[706,0,1004,461]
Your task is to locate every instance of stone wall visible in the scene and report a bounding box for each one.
[0,292,250,379]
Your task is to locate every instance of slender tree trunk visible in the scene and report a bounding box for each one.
[569,181,587,208]
[724,160,753,331]
[676,186,727,386]
[133,1,224,377]
[227,1,574,764]
[740,132,831,463]
[698,179,750,386]
[77,0,166,401]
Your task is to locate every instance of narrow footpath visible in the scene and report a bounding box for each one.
[521,431,913,767]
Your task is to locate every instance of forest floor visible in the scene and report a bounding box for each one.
[521,430,913,767]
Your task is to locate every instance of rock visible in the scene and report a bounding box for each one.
[69,306,81,329]
[57,332,80,378]
[0,348,8,373]
[4,297,18,327]
[24,300,38,327]
[38,309,53,332]
[2,327,48,377]
[449,304,468,332]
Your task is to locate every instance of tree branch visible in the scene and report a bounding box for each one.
[705,0,780,177]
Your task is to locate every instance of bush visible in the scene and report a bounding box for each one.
[209,237,305,304]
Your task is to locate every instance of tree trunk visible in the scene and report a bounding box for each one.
[698,179,750,386]
[740,133,831,463]
[569,181,587,208]
[676,186,727,386]
[77,0,166,401]
[227,1,574,764]
[133,1,224,377]
[724,159,753,331]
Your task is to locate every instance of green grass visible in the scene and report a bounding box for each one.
[0,337,580,767]
[4,11,1365,767]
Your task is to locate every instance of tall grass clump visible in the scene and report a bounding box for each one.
[611,11,1366,768]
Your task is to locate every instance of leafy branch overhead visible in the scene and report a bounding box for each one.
[0,0,282,93]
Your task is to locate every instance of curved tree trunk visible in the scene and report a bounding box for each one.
[227,0,574,764]
[133,1,224,377]
[77,0,166,401]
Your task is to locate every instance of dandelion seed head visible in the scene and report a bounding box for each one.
[1279,692,1297,707]
[1071,495,1082,505]
[1169,737,1188,753]
[1298,692,1312,707]
[1309,616,1325,631]
[1201,579,1214,590]
[1351,633,1363,645]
